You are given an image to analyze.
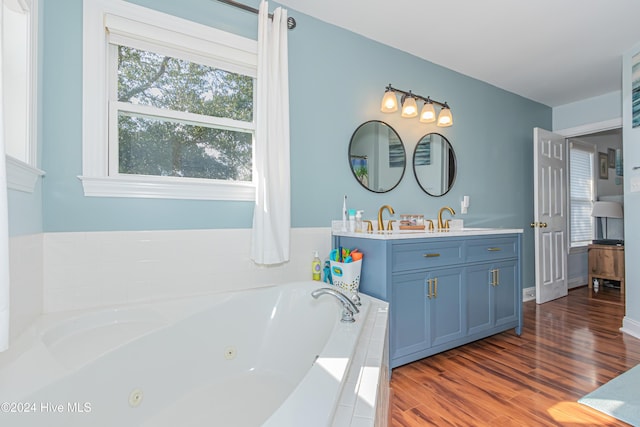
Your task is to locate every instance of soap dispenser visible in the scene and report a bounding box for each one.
[348,209,356,232]
[355,210,364,233]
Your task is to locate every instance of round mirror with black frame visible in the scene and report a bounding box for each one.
[348,120,406,193]
[413,133,456,197]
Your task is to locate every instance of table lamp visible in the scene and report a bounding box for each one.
[591,201,623,240]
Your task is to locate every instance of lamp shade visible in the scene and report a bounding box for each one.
[419,102,436,123]
[591,201,623,218]
[380,91,398,113]
[401,96,418,118]
[437,106,453,127]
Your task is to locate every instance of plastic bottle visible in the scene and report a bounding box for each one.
[312,251,322,281]
[348,209,356,232]
[355,210,364,232]
[341,195,348,231]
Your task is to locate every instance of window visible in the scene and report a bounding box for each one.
[3,0,43,192]
[82,0,258,200]
[569,142,595,247]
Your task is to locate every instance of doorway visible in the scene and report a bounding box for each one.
[567,127,623,292]
[532,121,623,304]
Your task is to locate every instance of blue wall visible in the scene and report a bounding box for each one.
[553,90,621,131]
[30,0,552,285]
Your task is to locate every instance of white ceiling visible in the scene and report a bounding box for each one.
[278,0,640,107]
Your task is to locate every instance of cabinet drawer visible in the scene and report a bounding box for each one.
[392,241,463,272]
[466,237,518,262]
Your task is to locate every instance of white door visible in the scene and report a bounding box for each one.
[533,128,568,304]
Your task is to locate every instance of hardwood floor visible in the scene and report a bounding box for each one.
[390,285,640,426]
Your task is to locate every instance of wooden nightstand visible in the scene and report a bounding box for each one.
[588,244,625,294]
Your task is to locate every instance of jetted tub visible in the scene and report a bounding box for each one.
[0,282,389,426]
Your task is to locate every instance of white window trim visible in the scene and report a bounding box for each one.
[568,139,596,252]
[5,0,41,193]
[81,0,257,200]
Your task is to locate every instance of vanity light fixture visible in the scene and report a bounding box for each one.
[401,93,418,118]
[419,98,436,123]
[380,87,398,113]
[437,103,453,127]
[381,84,453,127]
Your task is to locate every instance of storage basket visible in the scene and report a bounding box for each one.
[329,259,362,293]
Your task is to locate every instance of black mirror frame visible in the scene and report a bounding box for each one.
[348,120,406,194]
[412,132,457,197]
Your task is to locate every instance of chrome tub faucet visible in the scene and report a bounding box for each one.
[311,288,360,323]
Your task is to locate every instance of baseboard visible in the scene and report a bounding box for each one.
[620,316,640,340]
[522,286,535,302]
[568,276,587,289]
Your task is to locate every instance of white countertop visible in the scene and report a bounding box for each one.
[332,227,523,240]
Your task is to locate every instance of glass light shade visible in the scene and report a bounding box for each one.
[419,102,436,123]
[380,91,398,113]
[401,96,418,118]
[437,107,453,127]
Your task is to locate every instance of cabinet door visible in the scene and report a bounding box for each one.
[427,267,464,347]
[493,260,518,327]
[466,260,518,334]
[390,272,430,360]
[466,264,493,335]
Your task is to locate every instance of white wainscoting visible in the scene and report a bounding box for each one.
[42,228,332,312]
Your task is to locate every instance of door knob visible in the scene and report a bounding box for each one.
[530,222,537,228]
[540,222,548,228]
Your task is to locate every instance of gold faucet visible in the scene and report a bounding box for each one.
[438,206,455,230]
[378,205,395,231]
[426,219,434,231]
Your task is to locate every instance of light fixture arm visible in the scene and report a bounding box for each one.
[385,84,449,109]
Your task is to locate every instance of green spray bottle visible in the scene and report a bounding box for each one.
[312,251,322,281]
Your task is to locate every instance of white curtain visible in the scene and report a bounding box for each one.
[0,4,10,352]
[251,1,291,265]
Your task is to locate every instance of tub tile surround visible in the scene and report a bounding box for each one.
[333,299,389,427]
[42,228,332,312]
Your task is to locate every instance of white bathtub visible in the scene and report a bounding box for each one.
[0,282,389,426]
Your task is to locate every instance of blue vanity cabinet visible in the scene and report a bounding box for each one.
[424,267,465,347]
[391,267,465,362]
[466,259,519,336]
[391,272,430,360]
[332,231,522,369]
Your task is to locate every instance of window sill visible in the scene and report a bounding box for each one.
[6,156,45,193]
[569,244,589,255]
[78,175,255,201]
